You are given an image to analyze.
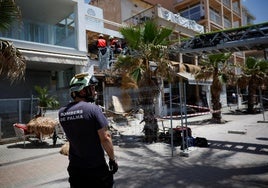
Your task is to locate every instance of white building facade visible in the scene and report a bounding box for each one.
[0,0,122,139]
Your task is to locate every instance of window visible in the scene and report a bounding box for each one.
[57,69,74,89]
[0,12,76,48]
[180,4,203,21]
[222,0,231,8]
[55,13,75,47]
[224,17,231,28]
[210,9,221,24]
[26,22,46,43]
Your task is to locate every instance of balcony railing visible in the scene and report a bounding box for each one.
[123,5,204,33]
[210,9,222,25]
[232,2,241,15]
[224,18,232,28]
[0,19,75,48]
[223,0,231,8]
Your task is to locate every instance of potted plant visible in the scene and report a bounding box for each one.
[34,85,59,116]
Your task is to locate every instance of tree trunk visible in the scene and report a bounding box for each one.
[139,88,159,143]
[211,69,222,123]
[139,76,159,143]
[247,77,257,114]
[142,112,159,143]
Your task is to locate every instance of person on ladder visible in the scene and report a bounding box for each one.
[97,34,109,70]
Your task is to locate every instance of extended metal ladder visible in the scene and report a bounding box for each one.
[176,22,268,56]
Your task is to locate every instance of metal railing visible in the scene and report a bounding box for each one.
[0,97,38,140]
[123,5,204,33]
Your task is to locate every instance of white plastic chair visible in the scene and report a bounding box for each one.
[13,124,36,147]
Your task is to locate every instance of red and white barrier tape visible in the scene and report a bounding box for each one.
[185,104,210,111]
[162,105,221,118]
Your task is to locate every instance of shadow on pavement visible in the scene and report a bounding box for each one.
[208,140,268,155]
[36,177,69,188]
[256,137,268,141]
[187,118,230,125]
[115,142,268,188]
[6,141,64,149]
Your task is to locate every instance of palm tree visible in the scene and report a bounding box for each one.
[114,20,176,142]
[196,53,233,123]
[237,57,268,114]
[0,0,26,82]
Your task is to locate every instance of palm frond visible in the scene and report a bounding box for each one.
[115,55,133,69]
[154,27,173,45]
[0,40,26,82]
[143,21,158,44]
[245,56,256,69]
[0,0,22,31]
[195,70,213,80]
[34,85,59,109]
[257,59,268,72]
[120,27,141,49]
[209,53,232,66]
[131,67,143,82]
[156,59,176,83]
[121,73,138,90]
[243,56,268,75]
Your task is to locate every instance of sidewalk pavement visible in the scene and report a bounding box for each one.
[0,107,268,188]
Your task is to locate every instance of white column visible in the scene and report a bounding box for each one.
[75,1,87,52]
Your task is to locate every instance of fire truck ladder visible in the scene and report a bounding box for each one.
[177,22,268,56]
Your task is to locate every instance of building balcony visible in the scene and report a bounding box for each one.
[0,18,75,49]
[123,4,204,36]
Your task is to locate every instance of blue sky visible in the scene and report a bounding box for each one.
[242,0,268,24]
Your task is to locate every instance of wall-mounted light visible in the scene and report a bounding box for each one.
[51,71,56,80]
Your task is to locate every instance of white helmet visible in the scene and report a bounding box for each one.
[69,73,98,101]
